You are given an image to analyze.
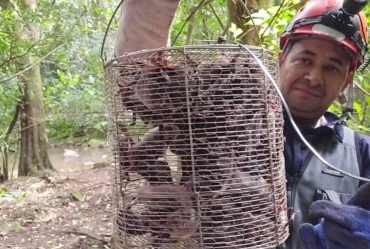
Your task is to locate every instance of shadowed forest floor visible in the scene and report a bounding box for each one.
[0,166,113,249]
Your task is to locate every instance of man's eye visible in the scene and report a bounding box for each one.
[299,58,310,64]
[327,66,339,72]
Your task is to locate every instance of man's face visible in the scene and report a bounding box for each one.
[279,38,353,122]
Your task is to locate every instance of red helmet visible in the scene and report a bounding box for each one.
[280,0,368,69]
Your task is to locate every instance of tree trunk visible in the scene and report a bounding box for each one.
[0,0,11,181]
[0,0,9,9]
[18,0,54,176]
[185,5,197,45]
[227,0,274,45]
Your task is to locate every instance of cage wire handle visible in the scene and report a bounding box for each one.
[236,42,370,183]
[100,0,125,63]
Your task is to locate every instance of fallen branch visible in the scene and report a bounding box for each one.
[79,182,111,191]
[52,228,107,243]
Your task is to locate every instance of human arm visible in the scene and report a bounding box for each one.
[114,0,181,57]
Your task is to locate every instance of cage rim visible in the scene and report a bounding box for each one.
[104,43,278,68]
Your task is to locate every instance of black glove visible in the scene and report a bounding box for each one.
[299,182,370,249]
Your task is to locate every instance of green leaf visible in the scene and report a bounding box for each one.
[358,125,370,132]
[70,190,83,201]
[250,9,269,19]
[246,18,265,26]
[229,23,237,32]
[366,96,370,106]
[229,23,243,38]
[353,101,362,115]
[7,221,25,231]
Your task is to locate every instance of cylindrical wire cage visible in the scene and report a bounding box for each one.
[104,44,289,249]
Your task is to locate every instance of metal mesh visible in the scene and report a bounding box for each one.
[104,44,289,249]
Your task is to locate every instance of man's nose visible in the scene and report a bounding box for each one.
[304,67,324,87]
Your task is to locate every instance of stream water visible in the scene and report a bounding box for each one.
[1,146,109,178]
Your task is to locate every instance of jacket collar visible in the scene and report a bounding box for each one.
[283,110,344,143]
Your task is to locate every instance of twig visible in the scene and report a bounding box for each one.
[171,0,213,46]
[52,229,107,242]
[0,39,43,68]
[236,0,262,47]
[260,0,289,39]
[79,182,111,191]
[208,3,225,33]
[354,81,370,97]
[0,42,67,83]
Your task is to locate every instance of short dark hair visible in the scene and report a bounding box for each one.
[280,39,299,61]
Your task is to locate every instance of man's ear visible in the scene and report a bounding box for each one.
[342,71,354,91]
[278,51,284,67]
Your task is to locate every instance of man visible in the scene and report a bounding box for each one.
[277,0,370,248]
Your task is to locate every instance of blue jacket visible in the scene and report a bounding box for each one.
[281,111,370,248]
[283,111,370,186]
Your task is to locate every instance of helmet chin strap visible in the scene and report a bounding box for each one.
[337,81,355,123]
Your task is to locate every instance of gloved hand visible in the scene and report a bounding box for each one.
[298,182,370,249]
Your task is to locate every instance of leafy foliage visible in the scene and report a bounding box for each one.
[0,0,369,154]
[0,0,120,147]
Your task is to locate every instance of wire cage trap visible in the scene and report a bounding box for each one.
[104,43,289,249]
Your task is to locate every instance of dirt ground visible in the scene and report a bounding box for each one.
[0,165,113,249]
